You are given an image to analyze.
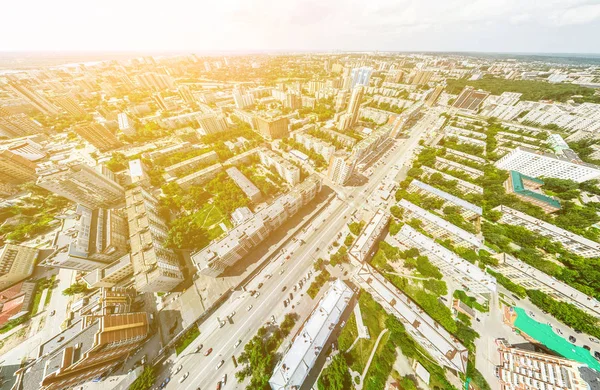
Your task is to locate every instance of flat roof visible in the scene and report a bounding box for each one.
[410,179,482,215]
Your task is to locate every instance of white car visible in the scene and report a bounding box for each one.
[247,305,253,311]
[174,365,183,374]
[234,339,242,348]
[216,360,224,370]
[178,372,189,383]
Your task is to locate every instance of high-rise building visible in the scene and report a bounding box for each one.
[334,90,348,112]
[255,115,289,140]
[350,67,373,88]
[153,92,169,111]
[285,93,302,110]
[232,89,255,109]
[0,149,38,184]
[6,81,60,115]
[0,245,38,290]
[453,86,490,113]
[37,163,125,209]
[14,289,149,390]
[126,186,184,292]
[0,108,46,138]
[346,85,364,128]
[178,85,196,104]
[327,151,355,185]
[411,70,433,85]
[197,113,228,134]
[53,94,87,117]
[74,122,122,151]
[134,72,174,90]
[496,339,598,390]
[117,112,135,136]
[425,85,445,107]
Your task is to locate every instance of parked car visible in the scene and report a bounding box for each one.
[174,365,183,374]
[216,360,224,370]
[569,336,577,343]
[179,372,189,383]
[584,345,591,351]
[205,348,213,356]
[222,374,227,385]
[234,339,242,348]
[247,305,253,311]
[281,286,287,292]
[195,344,203,353]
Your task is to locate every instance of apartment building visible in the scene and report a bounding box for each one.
[255,114,289,140]
[74,122,122,152]
[349,209,390,263]
[443,147,487,164]
[126,187,184,293]
[14,289,149,390]
[420,166,483,195]
[293,131,336,162]
[6,81,59,115]
[269,280,354,390]
[0,149,38,184]
[198,113,228,135]
[351,124,393,165]
[175,163,223,189]
[0,245,38,290]
[82,254,133,289]
[494,205,600,258]
[117,113,135,136]
[397,225,496,296]
[354,263,469,373]
[53,95,86,117]
[504,171,561,213]
[192,175,322,276]
[407,179,482,220]
[226,167,262,203]
[452,86,490,113]
[327,151,356,185]
[495,147,600,183]
[163,150,219,179]
[146,142,194,162]
[398,199,483,250]
[258,149,300,186]
[0,107,46,138]
[493,254,600,317]
[434,156,485,179]
[37,163,125,209]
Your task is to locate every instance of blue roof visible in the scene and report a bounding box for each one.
[509,171,561,209]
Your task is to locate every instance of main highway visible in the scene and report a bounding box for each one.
[161,109,437,390]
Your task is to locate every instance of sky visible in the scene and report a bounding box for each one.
[3,0,600,53]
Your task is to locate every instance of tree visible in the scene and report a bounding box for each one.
[62,282,89,296]
[165,215,210,251]
[130,366,156,390]
[318,354,352,390]
[105,152,128,172]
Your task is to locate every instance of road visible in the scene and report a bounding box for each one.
[159,110,434,390]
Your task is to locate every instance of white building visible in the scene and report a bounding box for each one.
[494,205,600,258]
[407,179,482,219]
[258,149,300,186]
[349,210,390,263]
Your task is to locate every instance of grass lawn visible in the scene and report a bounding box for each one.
[43,275,56,308]
[30,278,47,315]
[175,326,200,355]
[193,204,227,228]
[338,315,358,352]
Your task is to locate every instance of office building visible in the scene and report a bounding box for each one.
[192,175,321,276]
[495,147,600,183]
[398,199,483,250]
[134,72,174,90]
[496,339,598,390]
[126,186,184,292]
[0,149,38,184]
[453,86,490,113]
[504,171,561,213]
[327,151,355,185]
[354,263,469,373]
[494,205,600,258]
[117,113,135,136]
[0,245,38,290]
[226,167,262,203]
[6,81,60,115]
[0,108,46,138]
[53,95,86,117]
[350,67,373,88]
[397,225,496,297]
[258,149,300,185]
[255,115,289,140]
[74,122,122,151]
[349,209,390,263]
[42,205,128,271]
[14,290,149,390]
[269,280,354,390]
[493,253,600,318]
[82,254,133,289]
[198,113,228,135]
[37,163,125,209]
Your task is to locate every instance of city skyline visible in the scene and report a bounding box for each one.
[2,0,600,53]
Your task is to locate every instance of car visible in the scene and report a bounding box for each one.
[576,329,583,334]
[174,365,183,374]
[255,292,260,298]
[217,382,222,390]
[234,339,242,348]
[584,345,591,351]
[205,348,213,356]
[283,300,288,307]
[216,360,224,369]
[546,322,552,327]
[279,269,285,275]
[49,310,56,316]
[281,286,287,292]
[289,292,294,300]
[591,338,599,344]
[222,374,227,385]
[258,283,264,289]
[247,305,253,311]
[160,377,171,389]
[595,351,600,360]
[569,336,577,343]
[179,372,189,383]
[556,329,563,335]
